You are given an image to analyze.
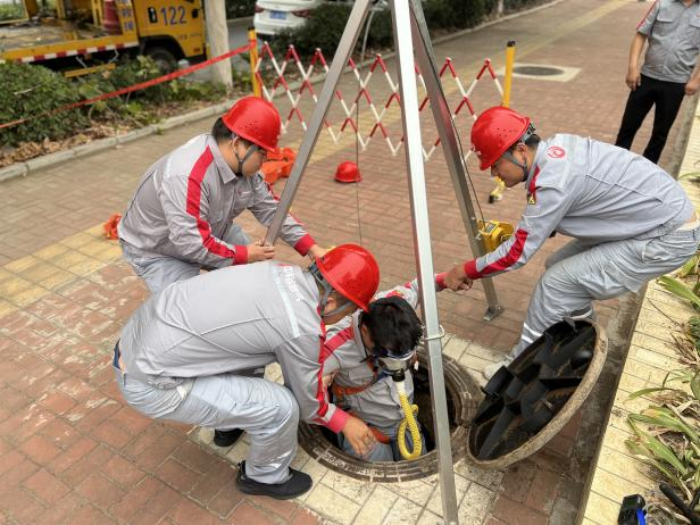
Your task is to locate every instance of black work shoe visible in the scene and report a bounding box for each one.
[213,428,244,447]
[236,461,312,500]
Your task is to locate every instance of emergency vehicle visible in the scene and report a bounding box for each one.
[0,0,207,75]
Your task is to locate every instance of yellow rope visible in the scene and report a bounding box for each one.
[396,380,422,460]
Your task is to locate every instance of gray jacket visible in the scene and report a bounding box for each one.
[118,134,316,268]
[118,261,349,433]
[465,134,694,279]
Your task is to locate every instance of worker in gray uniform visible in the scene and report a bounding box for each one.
[443,106,699,379]
[616,0,700,163]
[325,275,446,461]
[118,96,326,294]
[113,244,380,499]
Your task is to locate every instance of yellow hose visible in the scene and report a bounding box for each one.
[395,380,422,460]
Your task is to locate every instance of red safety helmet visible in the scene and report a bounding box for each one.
[222,96,281,152]
[334,161,362,183]
[316,244,380,312]
[471,106,532,170]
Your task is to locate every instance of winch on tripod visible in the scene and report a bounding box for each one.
[477,219,515,252]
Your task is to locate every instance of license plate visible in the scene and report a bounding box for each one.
[270,10,287,20]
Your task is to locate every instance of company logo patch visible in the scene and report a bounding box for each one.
[547,146,566,159]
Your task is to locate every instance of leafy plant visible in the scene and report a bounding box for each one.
[626,387,700,518]
[659,276,700,311]
[626,253,700,521]
[0,57,226,150]
[0,63,88,146]
[225,0,256,18]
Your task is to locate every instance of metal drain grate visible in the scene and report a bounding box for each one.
[513,65,565,76]
[497,63,581,83]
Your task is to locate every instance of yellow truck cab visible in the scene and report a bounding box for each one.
[0,0,207,73]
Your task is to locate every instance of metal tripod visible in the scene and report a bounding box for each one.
[264,0,506,521]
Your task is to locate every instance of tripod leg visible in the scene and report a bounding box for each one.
[408,0,503,321]
[264,0,373,245]
[389,0,459,522]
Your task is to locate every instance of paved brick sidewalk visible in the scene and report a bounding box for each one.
[0,0,693,523]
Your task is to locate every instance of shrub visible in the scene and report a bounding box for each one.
[108,55,171,102]
[226,0,256,18]
[0,2,26,22]
[0,63,88,146]
[0,57,226,147]
[504,0,548,10]
[424,0,486,31]
[269,0,490,61]
[271,3,354,60]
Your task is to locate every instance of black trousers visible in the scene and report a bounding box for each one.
[615,74,686,164]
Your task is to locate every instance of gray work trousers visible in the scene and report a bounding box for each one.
[120,223,251,294]
[114,366,298,485]
[512,223,700,357]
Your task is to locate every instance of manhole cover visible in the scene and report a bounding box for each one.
[467,320,608,470]
[298,349,482,482]
[513,65,565,76]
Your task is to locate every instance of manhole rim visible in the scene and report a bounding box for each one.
[466,321,609,470]
[512,65,567,76]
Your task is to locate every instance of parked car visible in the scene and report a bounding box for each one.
[253,0,323,37]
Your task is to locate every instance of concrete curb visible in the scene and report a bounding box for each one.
[0,0,560,184]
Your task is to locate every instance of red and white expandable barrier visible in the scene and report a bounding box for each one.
[255,43,504,163]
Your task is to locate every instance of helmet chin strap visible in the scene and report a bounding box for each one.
[231,134,259,176]
[501,149,529,182]
[500,123,536,182]
[309,262,355,320]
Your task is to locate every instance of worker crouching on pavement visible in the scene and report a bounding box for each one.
[112,245,379,499]
[442,106,700,380]
[326,275,447,461]
[117,96,326,294]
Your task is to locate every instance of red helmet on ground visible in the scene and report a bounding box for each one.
[471,106,532,170]
[222,96,281,152]
[316,244,379,312]
[334,161,362,183]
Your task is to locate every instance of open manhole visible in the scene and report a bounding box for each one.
[298,349,482,482]
[467,320,608,470]
[512,65,565,77]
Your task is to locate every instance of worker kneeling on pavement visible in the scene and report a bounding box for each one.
[113,244,379,499]
[327,275,447,461]
[117,96,326,294]
[443,106,700,380]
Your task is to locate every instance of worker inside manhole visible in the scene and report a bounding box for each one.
[320,274,454,462]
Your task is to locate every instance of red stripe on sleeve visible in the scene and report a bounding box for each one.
[294,234,316,256]
[637,0,658,30]
[466,229,530,279]
[435,273,447,290]
[186,147,238,261]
